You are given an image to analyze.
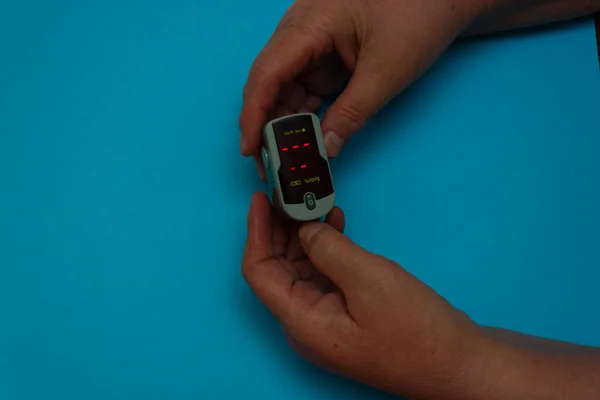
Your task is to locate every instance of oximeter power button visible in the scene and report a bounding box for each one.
[304,192,316,211]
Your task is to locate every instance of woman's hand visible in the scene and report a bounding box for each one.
[239,0,498,161]
[242,192,488,398]
[242,192,600,398]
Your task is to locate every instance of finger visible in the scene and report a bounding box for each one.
[278,82,308,113]
[306,207,345,294]
[299,52,350,97]
[268,105,294,121]
[254,102,292,180]
[286,222,305,263]
[240,28,327,156]
[288,206,345,264]
[305,274,337,295]
[277,82,295,105]
[243,193,294,319]
[324,206,345,234]
[287,84,306,112]
[243,192,274,264]
[298,221,392,299]
[288,207,344,288]
[298,94,324,114]
[320,52,400,158]
[294,260,338,297]
[286,206,344,263]
[271,206,289,258]
[253,152,266,182]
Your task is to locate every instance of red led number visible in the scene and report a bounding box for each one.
[290,165,308,171]
[282,143,309,151]
[283,142,311,171]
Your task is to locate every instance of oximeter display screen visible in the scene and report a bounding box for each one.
[273,115,334,205]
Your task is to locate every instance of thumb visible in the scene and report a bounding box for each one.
[298,222,393,297]
[320,55,399,158]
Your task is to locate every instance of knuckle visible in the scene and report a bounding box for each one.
[249,59,269,82]
[303,225,338,257]
[323,239,343,261]
[286,20,316,39]
[374,257,401,292]
[302,228,322,255]
[279,3,331,42]
[337,103,368,129]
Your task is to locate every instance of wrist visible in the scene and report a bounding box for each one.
[429,326,533,400]
[434,0,516,36]
[458,0,520,30]
[456,328,596,400]
[392,323,504,400]
[460,0,514,19]
[458,331,517,400]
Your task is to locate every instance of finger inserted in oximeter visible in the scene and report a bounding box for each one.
[261,113,335,221]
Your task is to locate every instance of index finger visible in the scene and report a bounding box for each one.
[242,192,294,320]
[239,27,325,156]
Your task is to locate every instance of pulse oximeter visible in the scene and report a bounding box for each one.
[261,113,335,221]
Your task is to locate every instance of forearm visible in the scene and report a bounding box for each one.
[465,0,600,36]
[459,328,600,400]
[484,326,600,355]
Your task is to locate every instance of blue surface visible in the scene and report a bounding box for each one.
[1,1,599,398]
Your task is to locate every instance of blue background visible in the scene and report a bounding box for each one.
[1,1,599,399]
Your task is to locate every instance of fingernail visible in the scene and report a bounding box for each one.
[299,222,324,243]
[323,131,344,158]
[240,137,248,155]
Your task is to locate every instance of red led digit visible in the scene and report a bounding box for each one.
[290,167,296,171]
[293,145,299,149]
[300,164,307,169]
[282,147,289,151]
[303,143,309,147]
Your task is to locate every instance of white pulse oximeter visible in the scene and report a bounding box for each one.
[261,113,335,221]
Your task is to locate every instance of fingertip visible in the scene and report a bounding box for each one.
[246,191,273,264]
[268,105,293,121]
[323,131,345,158]
[250,191,270,209]
[248,191,270,230]
[320,63,393,157]
[298,222,326,245]
[301,95,324,114]
[240,63,286,157]
[239,108,263,156]
[253,153,267,182]
[325,206,345,233]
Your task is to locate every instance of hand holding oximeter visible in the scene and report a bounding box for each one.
[261,113,335,221]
